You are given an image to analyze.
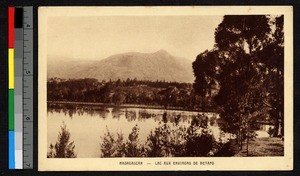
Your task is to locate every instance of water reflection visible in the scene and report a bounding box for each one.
[47,103,221,158]
[48,106,208,123]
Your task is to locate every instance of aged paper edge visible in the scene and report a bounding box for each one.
[38,6,293,171]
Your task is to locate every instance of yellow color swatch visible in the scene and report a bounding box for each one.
[9,48,14,89]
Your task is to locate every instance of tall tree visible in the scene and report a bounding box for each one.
[215,15,272,143]
[257,15,284,136]
[192,15,284,139]
[193,15,282,151]
[192,50,218,111]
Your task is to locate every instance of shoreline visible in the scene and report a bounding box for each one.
[47,101,217,114]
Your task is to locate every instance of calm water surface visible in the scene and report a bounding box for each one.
[47,105,222,158]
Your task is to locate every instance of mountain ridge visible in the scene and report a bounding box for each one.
[48,50,194,83]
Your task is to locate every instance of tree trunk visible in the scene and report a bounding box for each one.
[280,112,284,137]
[273,110,283,137]
[201,95,205,112]
[240,130,243,150]
[273,117,279,137]
[246,133,249,156]
[277,118,282,137]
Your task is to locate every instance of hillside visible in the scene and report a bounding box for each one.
[48,50,194,83]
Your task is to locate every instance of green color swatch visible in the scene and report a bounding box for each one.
[9,89,14,130]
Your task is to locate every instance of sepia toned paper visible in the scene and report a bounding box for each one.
[38,6,293,171]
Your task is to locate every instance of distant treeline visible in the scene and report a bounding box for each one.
[47,78,217,110]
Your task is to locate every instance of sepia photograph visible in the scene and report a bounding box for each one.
[38,6,293,171]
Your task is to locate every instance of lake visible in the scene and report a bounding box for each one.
[47,104,226,158]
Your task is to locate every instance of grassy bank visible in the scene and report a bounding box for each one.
[234,137,284,157]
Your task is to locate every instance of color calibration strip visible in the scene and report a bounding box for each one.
[8,6,34,170]
[8,6,15,169]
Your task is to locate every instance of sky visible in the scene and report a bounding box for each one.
[47,16,223,62]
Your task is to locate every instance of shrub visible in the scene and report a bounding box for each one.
[100,113,231,157]
[146,121,187,157]
[47,122,77,158]
[100,127,125,157]
[268,127,274,137]
[125,125,144,157]
[185,115,215,156]
[214,140,235,156]
[101,125,144,157]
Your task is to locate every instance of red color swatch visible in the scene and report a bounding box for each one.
[8,7,14,48]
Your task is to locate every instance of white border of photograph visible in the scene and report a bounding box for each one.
[38,6,293,171]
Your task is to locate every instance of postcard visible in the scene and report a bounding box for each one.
[38,6,293,171]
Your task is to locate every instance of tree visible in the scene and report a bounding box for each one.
[185,115,215,156]
[112,90,126,106]
[100,127,126,157]
[125,125,143,157]
[193,15,285,153]
[192,50,218,111]
[257,15,284,137]
[47,122,77,158]
[215,15,273,151]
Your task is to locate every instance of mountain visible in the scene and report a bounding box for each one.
[47,50,194,83]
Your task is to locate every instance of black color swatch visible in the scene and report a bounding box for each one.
[14,7,23,28]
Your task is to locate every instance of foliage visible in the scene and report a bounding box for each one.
[100,127,126,157]
[214,139,236,156]
[125,125,145,157]
[192,50,219,110]
[146,120,187,157]
[268,127,275,137]
[101,125,145,157]
[185,115,214,156]
[192,15,284,152]
[47,78,212,111]
[214,15,272,133]
[100,113,231,157]
[209,114,217,126]
[257,15,284,137]
[47,122,77,158]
